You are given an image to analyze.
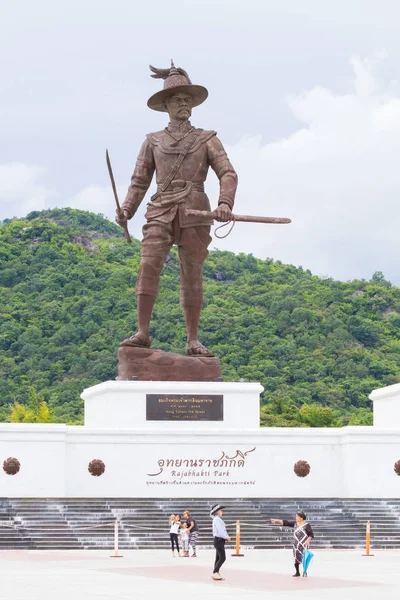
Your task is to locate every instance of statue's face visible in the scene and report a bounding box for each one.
[165,92,193,120]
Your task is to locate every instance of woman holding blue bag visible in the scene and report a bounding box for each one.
[271,511,314,577]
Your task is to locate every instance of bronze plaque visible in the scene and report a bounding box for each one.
[146,394,223,421]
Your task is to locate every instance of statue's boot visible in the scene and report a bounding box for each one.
[186,341,215,357]
[120,332,151,348]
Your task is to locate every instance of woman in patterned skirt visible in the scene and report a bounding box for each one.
[271,511,314,577]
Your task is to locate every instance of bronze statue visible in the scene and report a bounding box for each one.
[115,62,238,357]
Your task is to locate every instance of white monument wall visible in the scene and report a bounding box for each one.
[0,381,400,498]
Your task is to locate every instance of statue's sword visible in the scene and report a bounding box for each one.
[186,209,291,225]
[185,209,291,238]
[106,149,132,244]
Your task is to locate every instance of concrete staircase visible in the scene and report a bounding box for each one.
[1,498,400,550]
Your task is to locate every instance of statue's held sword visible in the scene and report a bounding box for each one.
[106,149,132,244]
[186,209,291,224]
[186,209,291,239]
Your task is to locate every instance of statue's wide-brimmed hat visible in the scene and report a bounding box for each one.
[147,61,208,112]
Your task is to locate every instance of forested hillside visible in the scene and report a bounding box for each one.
[1,208,400,426]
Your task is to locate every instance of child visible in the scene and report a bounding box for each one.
[180,522,190,556]
[210,504,230,580]
[169,514,181,557]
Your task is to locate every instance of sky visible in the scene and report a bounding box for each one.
[1,0,400,284]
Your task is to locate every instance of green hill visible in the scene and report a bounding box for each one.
[1,208,400,426]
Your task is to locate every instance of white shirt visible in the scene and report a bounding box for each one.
[213,516,228,539]
[170,521,181,534]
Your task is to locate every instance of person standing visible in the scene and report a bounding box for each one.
[183,510,199,557]
[271,511,314,577]
[210,504,230,581]
[169,514,181,557]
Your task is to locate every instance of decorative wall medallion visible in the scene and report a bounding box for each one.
[3,457,21,475]
[294,460,311,478]
[88,459,105,477]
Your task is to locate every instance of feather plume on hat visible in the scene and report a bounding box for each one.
[150,63,192,84]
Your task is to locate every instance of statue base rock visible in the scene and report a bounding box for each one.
[118,346,222,382]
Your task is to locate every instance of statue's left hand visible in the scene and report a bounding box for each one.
[214,204,233,222]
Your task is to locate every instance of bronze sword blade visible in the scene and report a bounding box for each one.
[106,149,132,244]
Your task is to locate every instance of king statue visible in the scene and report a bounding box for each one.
[116,62,238,358]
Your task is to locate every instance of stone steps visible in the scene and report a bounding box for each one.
[0,498,399,549]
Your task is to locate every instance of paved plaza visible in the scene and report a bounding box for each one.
[0,548,398,600]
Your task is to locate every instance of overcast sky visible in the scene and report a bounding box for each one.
[1,0,400,284]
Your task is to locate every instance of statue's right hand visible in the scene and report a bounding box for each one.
[115,209,128,227]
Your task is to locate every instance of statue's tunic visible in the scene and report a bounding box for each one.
[122,120,238,307]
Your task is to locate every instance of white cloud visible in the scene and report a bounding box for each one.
[66,185,120,219]
[0,163,55,219]
[212,54,400,284]
[2,55,400,285]
[0,168,146,240]
[61,184,151,242]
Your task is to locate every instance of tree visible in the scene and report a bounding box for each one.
[1,208,399,427]
[299,404,339,427]
[10,387,52,423]
[370,271,392,288]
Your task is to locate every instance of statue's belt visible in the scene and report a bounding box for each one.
[149,180,204,208]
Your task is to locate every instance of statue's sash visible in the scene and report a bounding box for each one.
[150,129,203,204]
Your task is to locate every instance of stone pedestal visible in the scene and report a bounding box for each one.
[370,382,400,428]
[118,347,222,382]
[82,380,263,430]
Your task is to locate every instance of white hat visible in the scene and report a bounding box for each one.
[210,504,225,516]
